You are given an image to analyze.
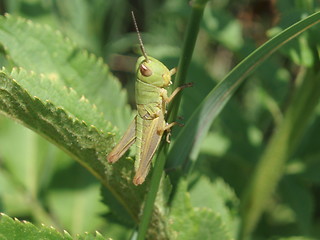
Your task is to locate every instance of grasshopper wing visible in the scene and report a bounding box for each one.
[133,114,165,185]
[107,117,136,163]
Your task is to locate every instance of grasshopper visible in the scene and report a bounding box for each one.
[107,12,191,185]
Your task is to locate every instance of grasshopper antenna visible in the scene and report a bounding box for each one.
[131,11,149,61]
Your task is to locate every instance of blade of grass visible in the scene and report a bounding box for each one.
[136,1,209,239]
[166,11,320,172]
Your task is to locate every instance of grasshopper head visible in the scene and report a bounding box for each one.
[136,56,175,87]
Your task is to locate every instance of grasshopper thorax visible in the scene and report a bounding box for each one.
[136,56,172,87]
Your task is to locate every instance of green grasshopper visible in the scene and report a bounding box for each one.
[107,12,191,185]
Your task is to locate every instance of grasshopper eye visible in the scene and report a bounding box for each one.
[140,64,153,77]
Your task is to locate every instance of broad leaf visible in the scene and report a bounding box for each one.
[169,180,231,240]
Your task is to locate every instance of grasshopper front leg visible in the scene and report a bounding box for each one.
[159,82,192,142]
[160,82,193,104]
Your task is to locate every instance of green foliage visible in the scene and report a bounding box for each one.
[0,0,320,240]
[0,212,73,240]
[0,14,131,131]
[169,179,230,240]
[189,177,240,237]
[0,212,106,240]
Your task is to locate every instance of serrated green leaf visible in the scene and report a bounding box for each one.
[77,231,107,240]
[10,68,113,132]
[0,69,110,180]
[0,66,149,228]
[0,14,132,130]
[189,177,240,238]
[0,212,73,240]
[0,212,109,240]
[169,180,231,240]
[0,14,162,229]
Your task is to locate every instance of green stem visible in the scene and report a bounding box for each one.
[240,61,320,239]
[136,1,208,239]
[168,0,208,123]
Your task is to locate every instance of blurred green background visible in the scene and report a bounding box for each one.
[0,0,320,239]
